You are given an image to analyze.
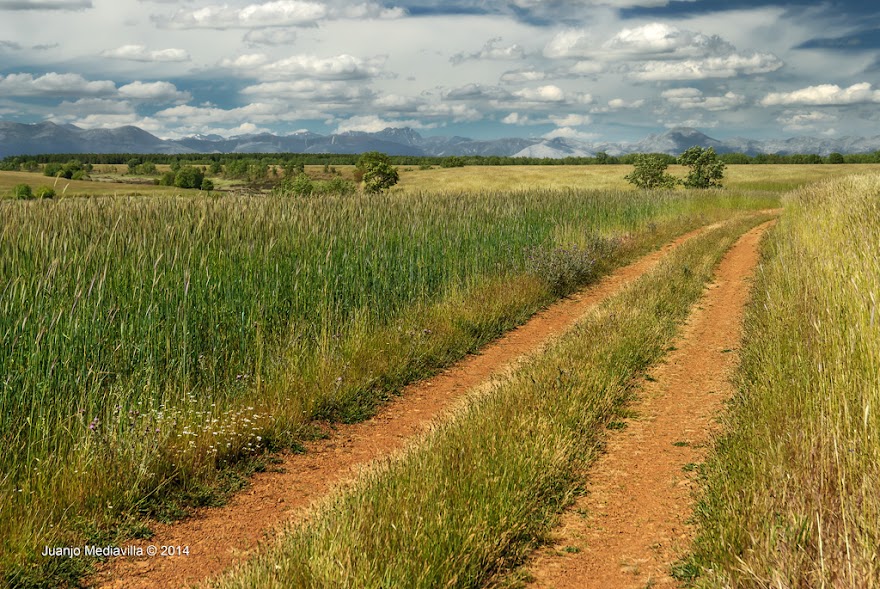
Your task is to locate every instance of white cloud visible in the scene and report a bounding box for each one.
[569,61,603,75]
[777,110,837,131]
[513,85,566,103]
[501,112,531,125]
[500,69,547,84]
[662,87,746,110]
[241,79,374,102]
[542,127,598,142]
[334,114,433,133]
[101,44,190,63]
[544,28,596,59]
[416,102,482,122]
[157,0,328,29]
[118,81,190,103]
[443,83,509,101]
[761,83,880,106]
[606,98,645,110]
[0,72,115,96]
[243,28,298,46]
[451,37,526,65]
[52,113,165,133]
[631,52,782,80]
[219,53,270,69]
[259,54,382,80]
[549,113,591,127]
[603,23,732,59]
[55,98,133,116]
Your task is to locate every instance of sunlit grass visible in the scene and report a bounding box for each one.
[213,212,773,589]
[687,174,880,586]
[0,186,777,586]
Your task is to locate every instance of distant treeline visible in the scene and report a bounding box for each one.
[3,150,880,170]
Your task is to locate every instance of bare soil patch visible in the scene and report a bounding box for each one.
[524,220,774,589]
[90,223,719,589]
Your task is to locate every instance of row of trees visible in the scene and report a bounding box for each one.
[5,150,880,171]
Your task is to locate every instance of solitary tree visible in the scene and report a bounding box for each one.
[357,152,399,193]
[624,154,678,189]
[679,146,726,188]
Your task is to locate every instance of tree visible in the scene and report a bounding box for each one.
[357,152,399,193]
[363,161,400,194]
[624,154,678,189]
[679,146,726,188]
[174,166,204,189]
[827,152,845,164]
[35,185,56,199]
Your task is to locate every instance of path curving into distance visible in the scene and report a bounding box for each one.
[526,220,775,589]
[91,220,739,589]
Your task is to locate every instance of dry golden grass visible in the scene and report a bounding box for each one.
[0,170,199,197]
[394,164,880,194]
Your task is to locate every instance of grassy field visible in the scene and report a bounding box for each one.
[0,183,777,587]
[686,175,880,587]
[0,169,199,197]
[394,163,880,194]
[5,163,879,198]
[212,212,774,589]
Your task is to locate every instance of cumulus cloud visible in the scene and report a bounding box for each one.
[118,81,190,102]
[243,28,298,46]
[545,22,783,82]
[0,0,91,10]
[156,0,404,29]
[0,72,115,96]
[157,0,328,29]
[606,98,645,109]
[542,127,599,142]
[603,23,733,59]
[219,53,385,80]
[334,114,433,133]
[631,53,783,80]
[260,54,383,80]
[442,83,509,101]
[549,113,591,127]
[501,112,532,125]
[416,102,482,122]
[55,98,134,116]
[662,87,746,110]
[102,44,190,63]
[761,83,880,106]
[241,79,374,103]
[500,69,547,84]
[777,110,837,131]
[511,85,592,105]
[451,37,525,65]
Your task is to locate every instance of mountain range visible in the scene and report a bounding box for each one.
[2,121,880,159]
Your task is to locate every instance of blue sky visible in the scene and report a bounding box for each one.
[1,0,879,142]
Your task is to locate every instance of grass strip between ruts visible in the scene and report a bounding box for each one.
[214,212,775,589]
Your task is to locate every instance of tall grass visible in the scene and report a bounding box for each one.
[687,175,880,586]
[213,213,774,589]
[0,188,776,586]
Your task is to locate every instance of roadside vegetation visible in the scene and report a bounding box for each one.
[211,213,774,589]
[685,175,880,586]
[0,185,775,587]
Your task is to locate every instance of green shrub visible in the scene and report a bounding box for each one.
[12,184,33,200]
[200,178,214,191]
[174,166,205,189]
[34,186,56,199]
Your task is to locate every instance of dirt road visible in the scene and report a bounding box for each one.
[91,223,725,589]
[525,220,774,589]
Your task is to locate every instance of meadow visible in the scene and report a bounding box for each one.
[0,175,776,586]
[0,162,874,587]
[686,175,880,586]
